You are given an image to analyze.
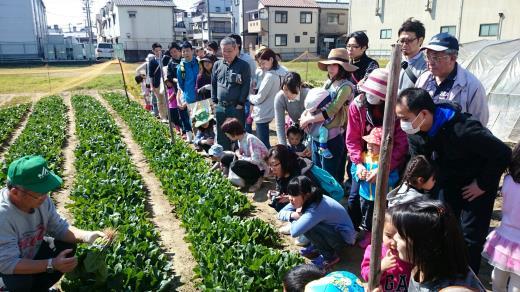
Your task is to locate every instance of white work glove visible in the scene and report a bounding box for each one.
[82,231,106,244]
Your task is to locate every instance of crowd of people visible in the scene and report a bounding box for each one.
[1,16,517,291]
[131,17,519,291]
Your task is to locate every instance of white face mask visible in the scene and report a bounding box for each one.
[366,93,382,105]
[400,113,425,135]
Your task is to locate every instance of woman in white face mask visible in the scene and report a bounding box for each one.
[345,68,410,235]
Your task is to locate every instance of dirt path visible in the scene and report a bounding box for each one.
[52,92,75,222]
[0,104,33,161]
[0,92,47,108]
[92,92,197,292]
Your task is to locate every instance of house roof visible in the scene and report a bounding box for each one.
[317,2,349,9]
[260,0,319,8]
[112,0,176,7]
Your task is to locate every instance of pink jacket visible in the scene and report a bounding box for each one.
[346,95,409,171]
[361,244,412,291]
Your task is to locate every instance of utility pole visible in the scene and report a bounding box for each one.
[83,0,94,61]
[206,0,211,41]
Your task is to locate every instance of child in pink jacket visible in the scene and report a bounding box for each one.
[360,212,412,291]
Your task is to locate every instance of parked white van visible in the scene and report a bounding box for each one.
[95,43,114,60]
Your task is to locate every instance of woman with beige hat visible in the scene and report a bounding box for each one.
[300,48,357,184]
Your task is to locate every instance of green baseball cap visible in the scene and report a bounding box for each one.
[7,155,63,193]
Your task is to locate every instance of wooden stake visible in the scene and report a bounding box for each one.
[367,44,402,291]
[117,58,130,104]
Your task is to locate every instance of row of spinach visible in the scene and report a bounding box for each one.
[0,96,66,182]
[61,95,173,291]
[102,92,302,291]
[0,103,30,146]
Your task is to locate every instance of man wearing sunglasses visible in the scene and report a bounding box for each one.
[396,18,427,93]
[415,32,489,126]
[0,155,106,291]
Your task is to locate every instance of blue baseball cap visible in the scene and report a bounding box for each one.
[421,32,459,52]
[208,144,224,158]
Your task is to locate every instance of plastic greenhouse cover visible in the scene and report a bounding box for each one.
[458,39,520,143]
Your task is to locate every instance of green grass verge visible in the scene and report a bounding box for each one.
[62,95,173,291]
[102,92,303,291]
[0,96,67,181]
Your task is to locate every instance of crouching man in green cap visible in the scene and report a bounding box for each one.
[0,155,106,291]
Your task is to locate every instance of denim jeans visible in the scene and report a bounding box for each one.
[304,222,346,259]
[348,179,362,230]
[311,133,347,185]
[151,92,159,117]
[178,107,192,133]
[244,101,253,133]
[0,240,76,292]
[255,122,271,149]
[215,104,245,151]
[359,197,374,231]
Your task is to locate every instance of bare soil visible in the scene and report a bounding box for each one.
[52,92,76,223]
[92,91,198,292]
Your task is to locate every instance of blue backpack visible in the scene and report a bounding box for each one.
[308,165,345,202]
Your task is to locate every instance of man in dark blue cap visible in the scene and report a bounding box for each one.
[415,33,489,126]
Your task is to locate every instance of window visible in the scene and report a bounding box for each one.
[215,6,221,12]
[295,36,300,43]
[440,25,456,36]
[479,23,498,36]
[303,32,308,35]
[128,11,136,18]
[275,34,287,46]
[380,29,392,39]
[275,11,288,23]
[234,0,239,5]
[225,7,231,12]
[310,37,315,44]
[300,12,312,24]
[327,13,339,24]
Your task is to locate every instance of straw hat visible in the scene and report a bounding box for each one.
[318,48,358,72]
[359,68,389,100]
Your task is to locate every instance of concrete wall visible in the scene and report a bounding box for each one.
[350,0,520,57]
[113,6,174,51]
[263,6,319,59]
[319,8,348,35]
[0,0,46,59]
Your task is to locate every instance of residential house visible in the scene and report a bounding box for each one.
[317,1,349,57]
[96,0,179,62]
[190,0,234,46]
[248,0,320,60]
[0,0,47,62]
[350,0,520,58]
[231,0,258,52]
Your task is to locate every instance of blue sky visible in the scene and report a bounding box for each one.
[44,0,196,30]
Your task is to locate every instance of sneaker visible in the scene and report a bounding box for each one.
[279,223,291,235]
[311,254,341,270]
[295,235,310,246]
[320,148,333,159]
[300,244,320,259]
[161,119,169,124]
[248,177,263,193]
[357,231,371,249]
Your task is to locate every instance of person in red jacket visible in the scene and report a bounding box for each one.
[345,68,409,232]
